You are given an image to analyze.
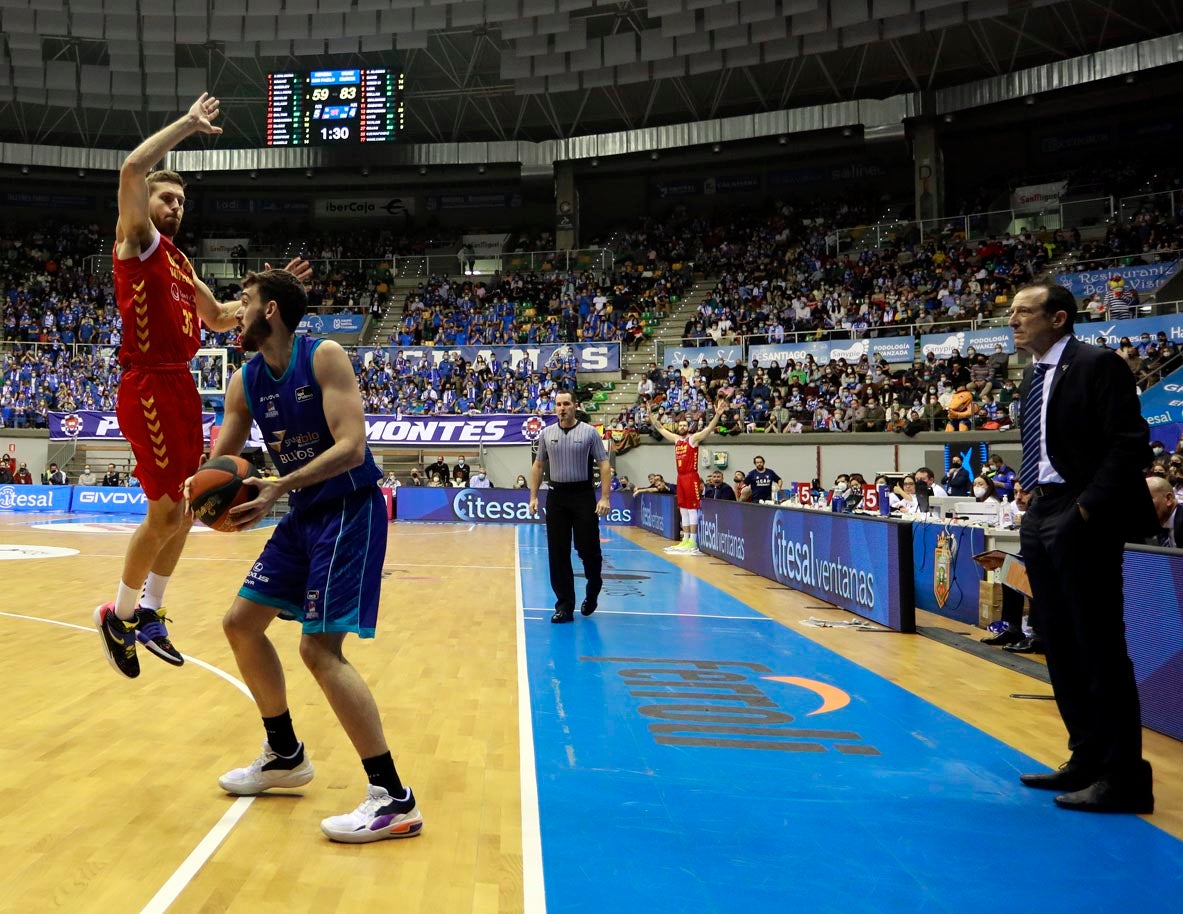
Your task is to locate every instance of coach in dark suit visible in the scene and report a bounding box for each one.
[1011,282,1157,814]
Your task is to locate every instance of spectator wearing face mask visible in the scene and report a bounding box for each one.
[854,396,886,432]
[913,466,947,497]
[943,457,972,496]
[984,455,1016,500]
[78,465,97,486]
[470,466,493,488]
[973,475,1001,503]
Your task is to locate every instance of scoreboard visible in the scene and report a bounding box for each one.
[266,69,405,147]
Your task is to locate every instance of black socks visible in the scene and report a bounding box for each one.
[263,710,299,758]
[362,751,407,801]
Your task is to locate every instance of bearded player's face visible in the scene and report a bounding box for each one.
[148,183,185,239]
[236,288,273,352]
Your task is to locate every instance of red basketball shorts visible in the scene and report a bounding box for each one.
[676,473,703,510]
[116,368,203,502]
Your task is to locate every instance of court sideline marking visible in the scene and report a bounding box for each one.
[0,610,256,914]
[514,531,548,914]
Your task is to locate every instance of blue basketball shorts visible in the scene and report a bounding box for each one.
[238,487,388,638]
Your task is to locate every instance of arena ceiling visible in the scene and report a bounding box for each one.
[0,0,1179,150]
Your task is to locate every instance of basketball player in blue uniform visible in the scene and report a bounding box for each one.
[196,269,422,843]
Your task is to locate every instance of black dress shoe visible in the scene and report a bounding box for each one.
[1020,764,1097,792]
[981,629,1025,646]
[580,599,596,616]
[1005,637,1046,654]
[1054,779,1154,815]
[551,609,574,624]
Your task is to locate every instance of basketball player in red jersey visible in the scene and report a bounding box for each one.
[647,395,729,555]
[95,93,311,679]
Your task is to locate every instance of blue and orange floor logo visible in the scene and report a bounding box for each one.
[585,656,879,755]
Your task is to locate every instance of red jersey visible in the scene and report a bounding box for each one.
[112,232,200,369]
[674,437,700,476]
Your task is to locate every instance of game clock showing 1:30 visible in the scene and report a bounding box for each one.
[266,68,405,147]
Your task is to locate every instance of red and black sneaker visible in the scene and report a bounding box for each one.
[94,603,140,679]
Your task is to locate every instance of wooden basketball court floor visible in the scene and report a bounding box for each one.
[0,512,1180,914]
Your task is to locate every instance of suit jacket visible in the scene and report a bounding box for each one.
[943,465,971,496]
[1020,335,1157,540]
[1147,507,1183,549]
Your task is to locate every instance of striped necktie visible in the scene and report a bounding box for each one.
[1019,363,1049,492]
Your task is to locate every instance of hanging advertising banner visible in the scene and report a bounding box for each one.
[313,196,415,219]
[1011,180,1068,213]
[1056,261,1180,298]
[919,328,1015,359]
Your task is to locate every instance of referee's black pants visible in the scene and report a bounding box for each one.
[1019,488,1144,780]
[545,483,603,615]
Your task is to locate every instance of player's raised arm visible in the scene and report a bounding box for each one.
[117,93,222,258]
[194,257,313,333]
[690,396,729,447]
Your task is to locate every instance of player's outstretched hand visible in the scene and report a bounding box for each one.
[227,476,284,531]
[187,93,223,135]
[264,258,313,286]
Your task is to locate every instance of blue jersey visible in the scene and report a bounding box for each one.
[242,335,381,511]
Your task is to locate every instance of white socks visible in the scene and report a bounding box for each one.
[140,572,170,612]
[114,580,141,620]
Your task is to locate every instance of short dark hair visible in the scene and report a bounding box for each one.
[243,269,308,332]
[1026,281,1078,330]
[555,390,575,404]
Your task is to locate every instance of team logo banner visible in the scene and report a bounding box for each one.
[372,343,619,373]
[49,412,217,441]
[396,487,634,525]
[911,522,985,624]
[696,500,915,632]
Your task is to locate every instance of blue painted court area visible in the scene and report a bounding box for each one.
[516,525,1183,914]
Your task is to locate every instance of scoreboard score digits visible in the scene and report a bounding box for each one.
[266,69,406,146]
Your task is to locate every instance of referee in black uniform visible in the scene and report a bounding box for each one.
[529,390,612,623]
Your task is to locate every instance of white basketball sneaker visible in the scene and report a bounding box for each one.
[218,741,315,796]
[321,785,424,844]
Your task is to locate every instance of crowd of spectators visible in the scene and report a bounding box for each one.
[2,186,1181,431]
[388,263,684,351]
[621,343,1028,438]
[352,347,578,416]
[682,226,1051,347]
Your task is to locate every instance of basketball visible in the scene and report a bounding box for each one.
[189,456,260,532]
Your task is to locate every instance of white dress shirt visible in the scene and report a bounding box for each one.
[1031,334,1070,485]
